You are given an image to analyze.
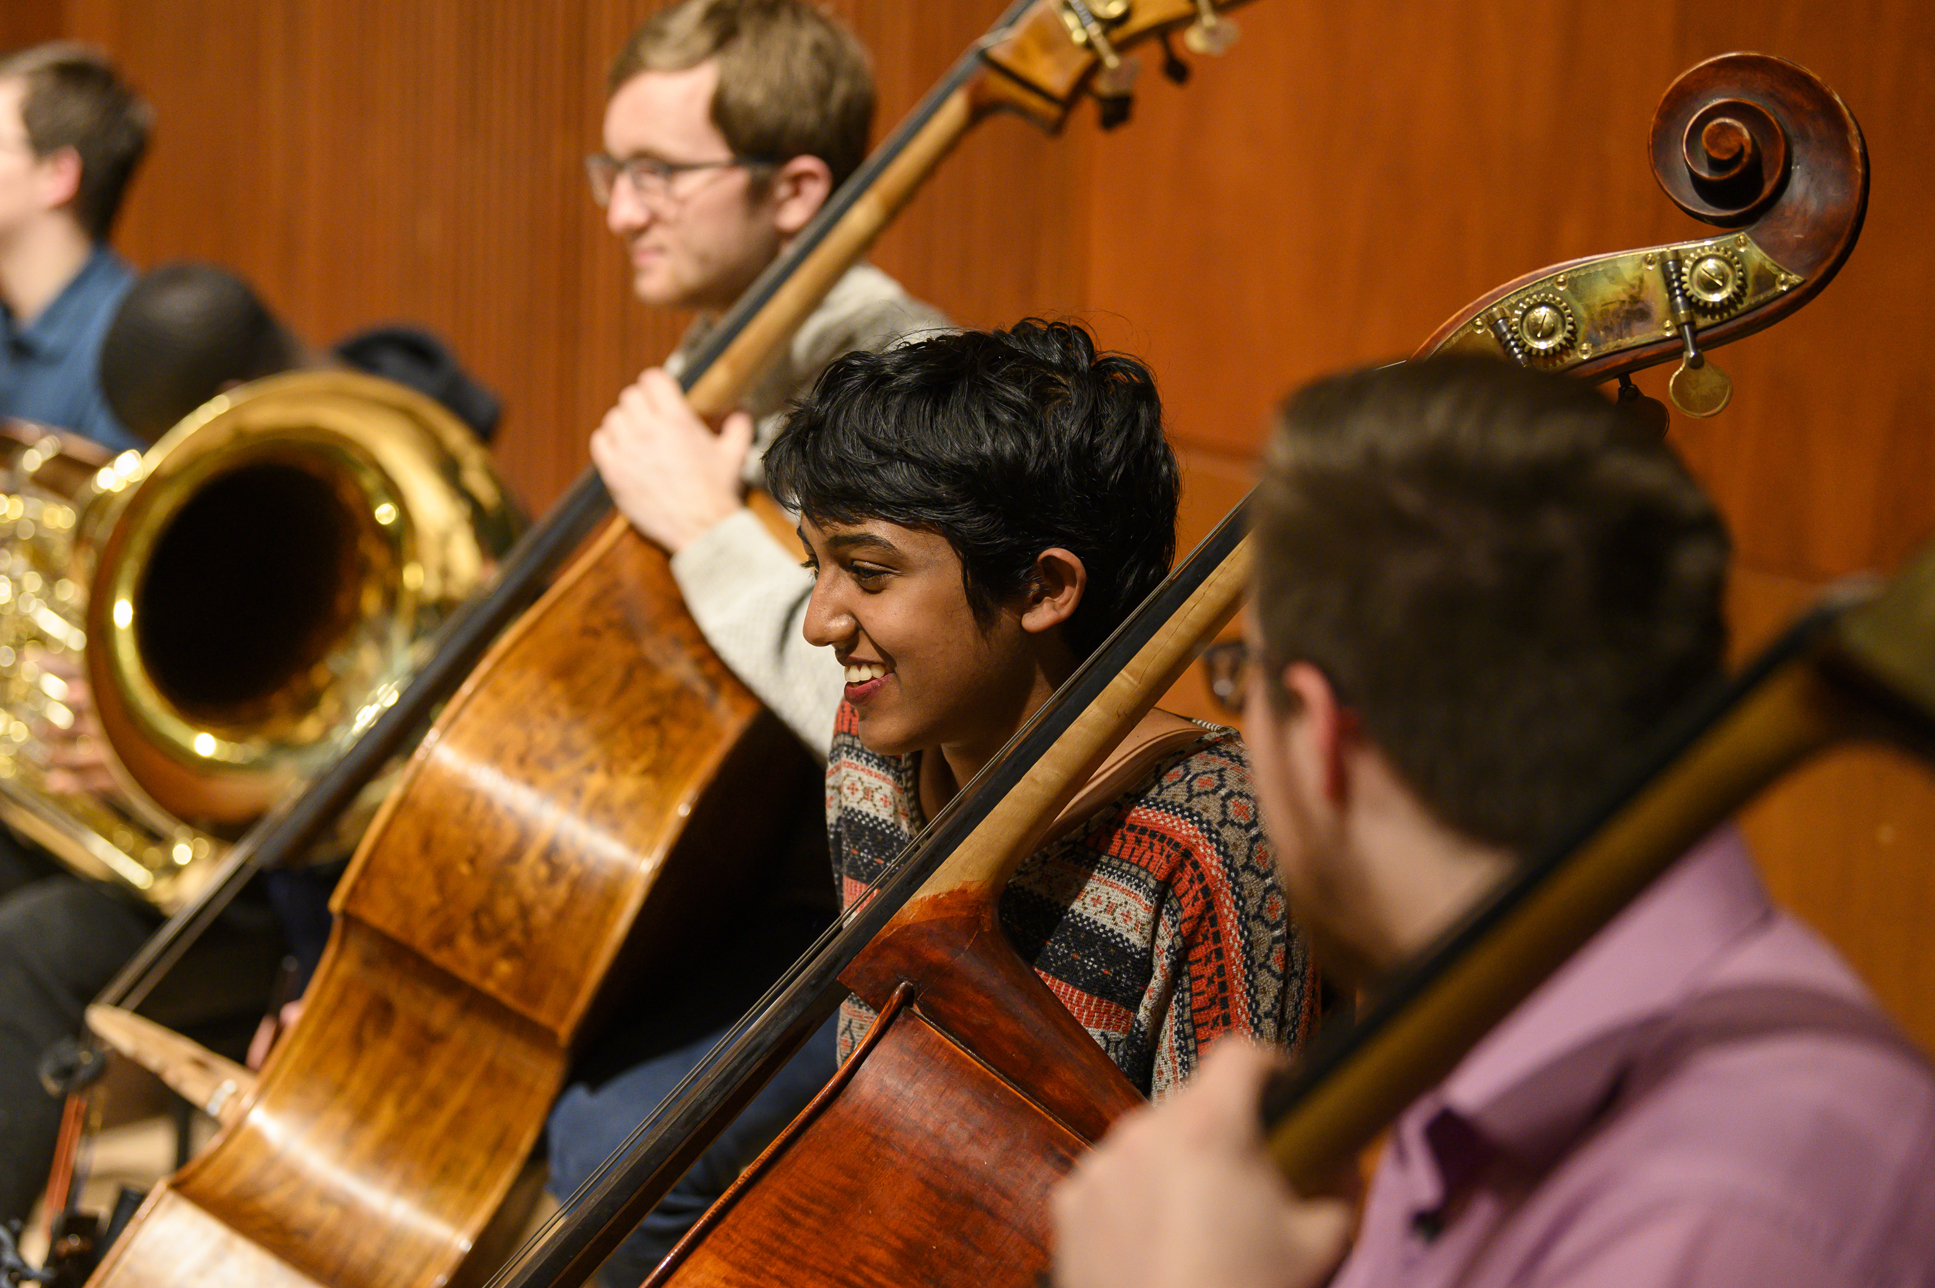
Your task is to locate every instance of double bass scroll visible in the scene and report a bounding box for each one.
[1421,53,1865,418]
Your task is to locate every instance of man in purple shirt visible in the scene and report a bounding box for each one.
[0,42,149,453]
[1052,357,1935,1287]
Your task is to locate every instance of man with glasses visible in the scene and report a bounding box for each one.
[1051,357,1935,1288]
[548,4,942,1281]
[0,42,149,452]
[585,0,944,756]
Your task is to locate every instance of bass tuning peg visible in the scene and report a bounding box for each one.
[1616,374,1672,439]
[1058,0,1139,128]
[1662,252,1733,417]
[1160,34,1191,84]
[1091,52,1141,130]
[1183,0,1239,55]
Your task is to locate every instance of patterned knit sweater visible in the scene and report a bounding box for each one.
[826,702,1311,1099]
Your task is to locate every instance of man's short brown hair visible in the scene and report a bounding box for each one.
[0,42,151,241]
[1253,356,1730,853]
[609,0,873,191]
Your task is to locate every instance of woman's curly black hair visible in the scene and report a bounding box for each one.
[764,319,1179,658]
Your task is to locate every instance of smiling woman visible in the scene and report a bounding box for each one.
[798,515,1085,779]
[768,319,1314,1096]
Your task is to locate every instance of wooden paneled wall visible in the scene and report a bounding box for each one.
[0,3,60,52]
[30,2,1935,1045]
[54,0,1093,509]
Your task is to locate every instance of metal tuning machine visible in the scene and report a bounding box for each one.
[1662,250,1734,418]
[1616,373,1672,439]
[1426,231,1804,419]
[1183,0,1238,56]
[1058,0,1141,128]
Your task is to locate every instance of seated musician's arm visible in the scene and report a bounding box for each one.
[591,367,753,556]
[591,291,944,761]
[589,370,841,756]
[670,511,842,758]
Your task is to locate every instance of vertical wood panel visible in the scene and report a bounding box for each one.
[60,1,1093,515]
[0,0,64,53]
[46,0,1935,1047]
[832,2,1094,329]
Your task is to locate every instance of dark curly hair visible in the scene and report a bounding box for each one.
[764,319,1180,658]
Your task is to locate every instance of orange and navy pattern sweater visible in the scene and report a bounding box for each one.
[826,702,1311,1099]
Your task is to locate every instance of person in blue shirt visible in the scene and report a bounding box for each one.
[0,42,149,453]
[0,257,505,1224]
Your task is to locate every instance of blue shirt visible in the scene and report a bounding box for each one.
[0,247,142,453]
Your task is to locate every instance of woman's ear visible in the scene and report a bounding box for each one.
[1018,547,1087,636]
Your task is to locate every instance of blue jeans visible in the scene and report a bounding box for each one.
[546,1011,840,1286]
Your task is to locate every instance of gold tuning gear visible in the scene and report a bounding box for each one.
[1425,231,1797,415]
[1183,0,1239,55]
[1058,0,1141,110]
[1058,0,1125,68]
[1663,252,1734,417]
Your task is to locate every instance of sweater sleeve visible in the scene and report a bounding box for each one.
[996,731,1306,1100]
[1137,736,1300,1099]
[670,507,843,759]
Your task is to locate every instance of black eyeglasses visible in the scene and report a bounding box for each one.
[1202,642,1352,717]
[1200,639,1255,714]
[584,152,778,207]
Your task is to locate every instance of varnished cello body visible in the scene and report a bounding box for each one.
[489,52,1867,1288]
[79,5,1260,1287]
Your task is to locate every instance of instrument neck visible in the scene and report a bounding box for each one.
[94,11,1012,1015]
[1258,607,1855,1192]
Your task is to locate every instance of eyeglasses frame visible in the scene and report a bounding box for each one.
[584,151,780,208]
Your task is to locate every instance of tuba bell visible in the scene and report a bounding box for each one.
[0,370,522,912]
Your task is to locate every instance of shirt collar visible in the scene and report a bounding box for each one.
[1394,826,1774,1198]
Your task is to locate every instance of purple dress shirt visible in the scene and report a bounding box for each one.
[1329,828,1935,1288]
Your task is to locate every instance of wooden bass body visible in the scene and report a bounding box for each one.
[639,705,1213,1287]
[647,913,1141,1288]
[77,5,1256,1284]
[84,523,811,1288]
